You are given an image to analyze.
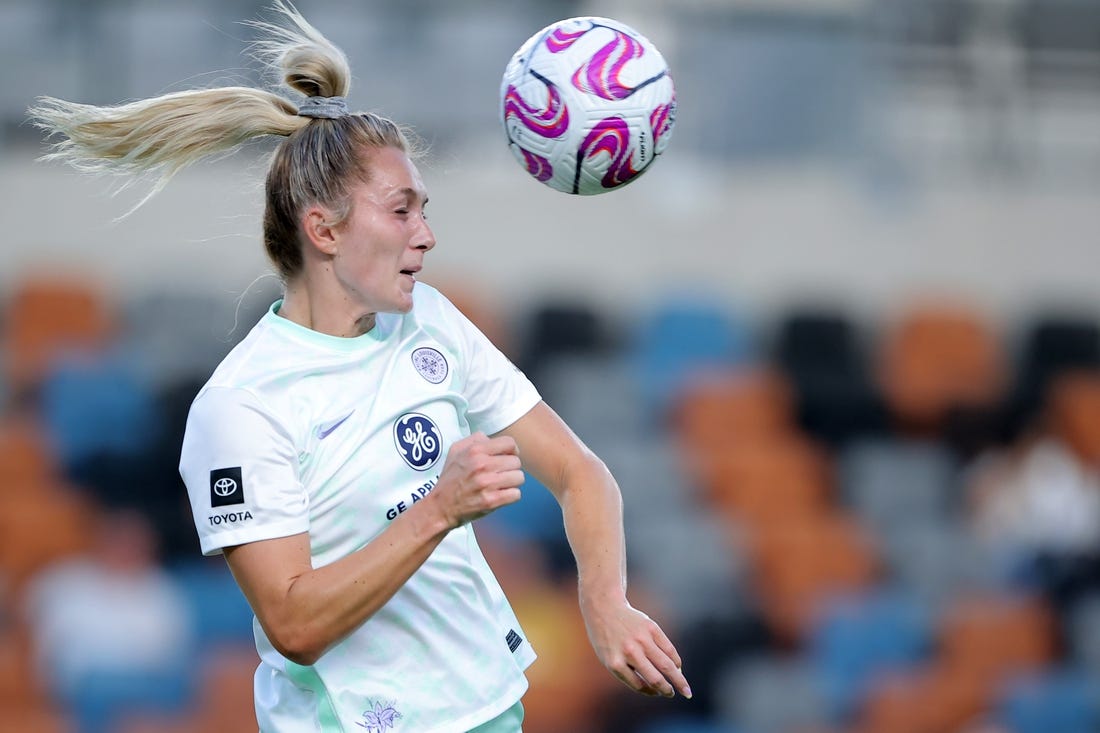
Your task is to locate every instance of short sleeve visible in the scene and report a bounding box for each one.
[445,300,541,435]
[179,386,310,556]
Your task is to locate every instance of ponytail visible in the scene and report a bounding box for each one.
[27,0,414,280]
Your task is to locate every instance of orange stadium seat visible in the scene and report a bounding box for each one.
[699,435,833,528]
[2,276,115,398]
[937,593,1056,683]
[670,366,798,474]
[877,303,1007,434]
[857,662,992,733]
[0,486,96,592]
[0,417,54,488]
[0,624,50,709]
[509,582,618,733]
[1009,314,1100,429]
[747,513,879,643]
[185,645,260,733]
[0,617,66,732]
[856,594,1057,733]
[0,705,71,733]
[1046,370,1100,466]
[471,532,619,733]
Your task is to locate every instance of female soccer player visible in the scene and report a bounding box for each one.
[28,3,690,731]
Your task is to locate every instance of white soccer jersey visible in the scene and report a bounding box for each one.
[179,283,541,733]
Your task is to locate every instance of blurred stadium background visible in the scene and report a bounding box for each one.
[1,0,1100,732]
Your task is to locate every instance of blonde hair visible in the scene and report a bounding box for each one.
[27,0,414,280]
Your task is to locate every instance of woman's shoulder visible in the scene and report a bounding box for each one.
[412,280,447,308]
[410,281,468,326]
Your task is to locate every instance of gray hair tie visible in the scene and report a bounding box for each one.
[297,95,349,119]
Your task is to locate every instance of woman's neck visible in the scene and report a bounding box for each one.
[278,279,377,337]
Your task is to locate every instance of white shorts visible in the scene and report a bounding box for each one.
[468,700,524,733]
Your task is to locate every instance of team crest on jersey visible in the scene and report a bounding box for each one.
[411,346,448,384]
[394,413,441,470]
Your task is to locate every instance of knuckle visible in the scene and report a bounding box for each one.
[492,494,513,510]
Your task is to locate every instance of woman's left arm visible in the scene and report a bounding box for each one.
[496,401,692,699]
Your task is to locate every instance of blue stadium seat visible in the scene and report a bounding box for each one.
[995,667,1099,733]
[63,666,194,733]
[172,558,256,649]
[39,350,159,471]
[475,471,569,567]
[628,295,754,420]
[807,587,933,721]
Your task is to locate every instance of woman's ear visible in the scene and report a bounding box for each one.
[302,206,338,256]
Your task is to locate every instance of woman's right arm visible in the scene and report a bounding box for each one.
[222,432,523,666]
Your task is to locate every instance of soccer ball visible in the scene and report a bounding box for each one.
[500,16,676,195]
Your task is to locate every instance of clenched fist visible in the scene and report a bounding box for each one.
[427,432,525,529]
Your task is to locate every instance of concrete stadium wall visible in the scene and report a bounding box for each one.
[3,141,1098,334]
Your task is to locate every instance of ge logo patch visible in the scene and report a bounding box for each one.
[210,467,244,507]
[411,347,449,384]
[394,413,442,471]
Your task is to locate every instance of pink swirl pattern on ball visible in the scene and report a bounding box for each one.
[503,77,570,139]
[546,26,588,53]
[580,117,640,189]
[650,99,674,140]
[502,79,570,139]
[570,30,645,101]
[521,149,553,182]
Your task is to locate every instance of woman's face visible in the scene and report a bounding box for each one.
[330,146,435,316]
